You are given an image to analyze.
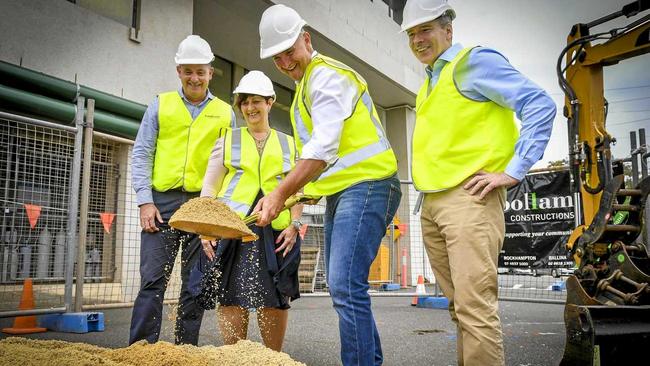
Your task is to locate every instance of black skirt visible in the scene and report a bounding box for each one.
[213,194,301,310]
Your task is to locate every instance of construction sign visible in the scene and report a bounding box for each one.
[500,170,574,269]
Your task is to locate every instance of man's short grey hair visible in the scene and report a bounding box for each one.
[436,12,453,27]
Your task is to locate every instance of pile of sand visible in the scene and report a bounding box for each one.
[169,197,257,241]
[0,337,305,366]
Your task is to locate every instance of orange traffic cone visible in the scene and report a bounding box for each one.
[411,274,426,306]
[2,278,47,334]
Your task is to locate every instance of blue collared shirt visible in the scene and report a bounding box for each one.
[425,43,556,181]
[131,88,236,205]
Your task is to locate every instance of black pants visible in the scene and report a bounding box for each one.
[129,190,204,345]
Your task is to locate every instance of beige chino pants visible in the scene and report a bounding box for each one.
[420,183,506,366]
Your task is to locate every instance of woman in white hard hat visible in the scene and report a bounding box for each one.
[199,70,303,352]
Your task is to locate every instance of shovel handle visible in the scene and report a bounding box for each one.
[242,194,321,225]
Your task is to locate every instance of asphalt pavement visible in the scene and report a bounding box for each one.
[0,295,567,366]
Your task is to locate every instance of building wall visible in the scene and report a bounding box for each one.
[0,0,195,302]
[0,0,193,105]
[277,0,424,94]
[385,106,415,180]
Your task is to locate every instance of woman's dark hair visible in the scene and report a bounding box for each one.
[233,93,275,113]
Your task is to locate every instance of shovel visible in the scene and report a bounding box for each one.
[241,194,320,226]
[170,194,320,242]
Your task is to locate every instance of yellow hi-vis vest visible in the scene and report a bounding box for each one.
[290,54,398,196]
[412,47,518,191]
[152,91,233,193]
[218,127,296,230]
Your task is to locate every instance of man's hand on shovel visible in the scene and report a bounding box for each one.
[252,190,285,227]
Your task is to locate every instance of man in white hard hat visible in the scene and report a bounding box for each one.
[401,0,556,365]
[255,4,402,366]
[129,34,235,345]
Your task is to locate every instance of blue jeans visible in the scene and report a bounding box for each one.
[324,174,402,366]
[129,190,204,345]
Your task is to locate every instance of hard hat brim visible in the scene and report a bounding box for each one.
[399,7,455,33]
[260,20,307,59]
[233,86,276,98]
[174,56,215,65]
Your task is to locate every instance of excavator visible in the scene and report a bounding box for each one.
[557,1,650,364]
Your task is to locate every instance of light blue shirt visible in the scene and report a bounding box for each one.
[131,88,236,205]
[425,43,556,181]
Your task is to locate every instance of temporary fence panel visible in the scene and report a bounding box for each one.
[0,116,76,311]
[297,188,411,294]
[82,135,132,306]
[0,112,189,315]
[397,182,433,286]
[499,170,575,302]
[83,134,185,308]
[299,202,327,293]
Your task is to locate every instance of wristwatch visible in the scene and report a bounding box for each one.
[291,219,303,231]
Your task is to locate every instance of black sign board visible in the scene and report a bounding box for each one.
[500,170,575,269]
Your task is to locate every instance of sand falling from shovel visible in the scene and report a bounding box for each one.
[169,197,257,241]
[165,197,286,352]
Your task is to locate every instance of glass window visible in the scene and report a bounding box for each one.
[375,0,406,25]
[269,82,294,136]
[209,55,234,105]
[73,0,139,28]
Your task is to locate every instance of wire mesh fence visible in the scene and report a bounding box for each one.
[298,203,326,293]
[294,180,572,304]
[79,132,189,308]
[0,111,186,313]
[1,109,574,318]
[0,117,75,310]
[395,181,571,303]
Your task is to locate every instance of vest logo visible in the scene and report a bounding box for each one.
[504,192,574,212]
[204,114,223,118]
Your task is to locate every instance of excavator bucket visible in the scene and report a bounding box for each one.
[561,290,650,365]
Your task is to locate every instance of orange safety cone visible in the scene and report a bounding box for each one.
[411,274,426,306]
[1,278,47,334]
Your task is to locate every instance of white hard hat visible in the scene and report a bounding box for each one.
[233,70,276,99]
[400,0,456,33]
[174,35,215,64]
[259,4,307,59]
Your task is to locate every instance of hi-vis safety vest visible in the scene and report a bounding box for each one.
[412,47,518,192]
[218,127,296,230]
[152,91,233,193]
[290,54,398,196]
